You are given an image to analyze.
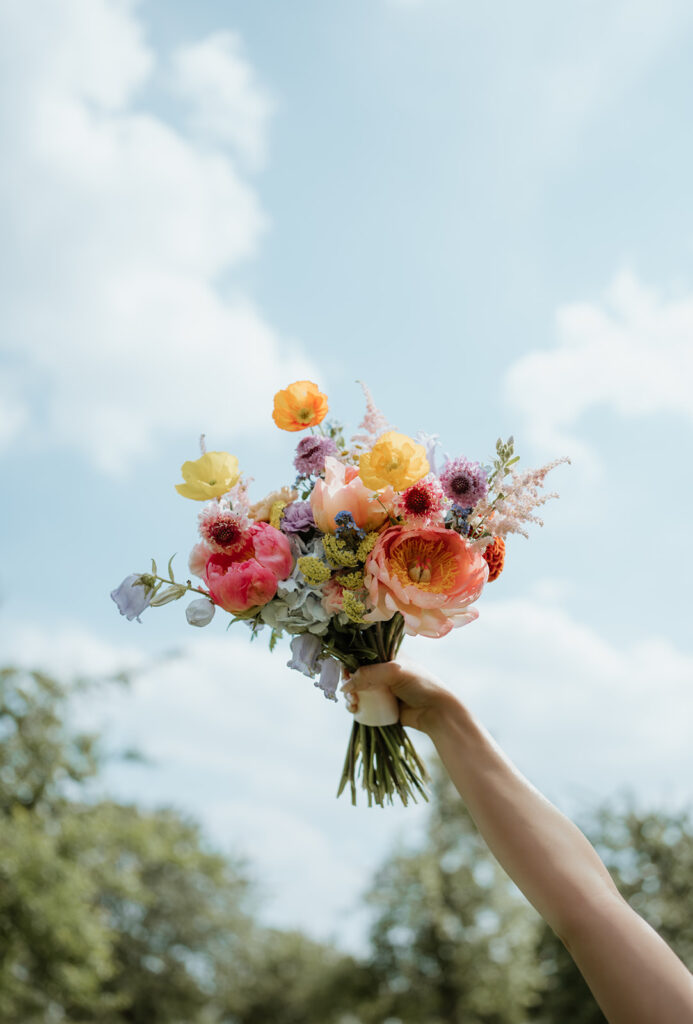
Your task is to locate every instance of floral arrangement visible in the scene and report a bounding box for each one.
[112,381,568,807]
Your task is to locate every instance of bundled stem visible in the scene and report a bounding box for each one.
[334,614,429,808]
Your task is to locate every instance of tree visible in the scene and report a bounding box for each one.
[0,665,363,1024]
[363,762,542,1024]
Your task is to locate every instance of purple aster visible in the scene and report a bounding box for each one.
[439,456,488,507]
[281,500,316,534]
[293,435,338,476]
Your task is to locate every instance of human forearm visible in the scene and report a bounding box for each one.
[425,693,620,940]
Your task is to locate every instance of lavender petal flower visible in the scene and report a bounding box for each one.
[287,633,324,678]
[316,656,340,702]
[281,501,316,534]
[110,574,152,623]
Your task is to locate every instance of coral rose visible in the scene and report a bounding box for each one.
[206,555,279,613]
[310,456,394,533]
[272,381,328,432]
[359,431,429,492]
[364,525,488,638]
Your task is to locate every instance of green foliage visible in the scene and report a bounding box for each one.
[363,763,542,1023]
[2,665,693,1024]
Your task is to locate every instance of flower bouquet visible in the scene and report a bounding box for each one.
[112,381,567,807]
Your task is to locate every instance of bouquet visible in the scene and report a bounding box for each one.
[112,381,567,807]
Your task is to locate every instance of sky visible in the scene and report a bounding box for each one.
[1,0,693,953]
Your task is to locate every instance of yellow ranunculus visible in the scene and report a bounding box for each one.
[175,452,240,500]
[359,431,429,492]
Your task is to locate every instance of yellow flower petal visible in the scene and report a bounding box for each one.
[175,451,240,501]
[359,431,429,491]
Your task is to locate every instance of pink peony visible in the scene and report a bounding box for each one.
[310,456,394,533]
[364,525,488,638]
[206,555,279,613]
[189,523,292,613]
[248,522,293,580]
[189,541,214,579]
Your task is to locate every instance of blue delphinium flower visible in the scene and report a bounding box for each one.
[110,574,152,622]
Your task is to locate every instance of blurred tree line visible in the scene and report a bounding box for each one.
[0,665,691,1023]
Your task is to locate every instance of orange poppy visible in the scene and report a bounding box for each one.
[272,380,328,432]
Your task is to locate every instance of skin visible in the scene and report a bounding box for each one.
[341,660,693,1024]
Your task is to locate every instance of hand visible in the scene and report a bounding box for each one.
[340,657,455,733]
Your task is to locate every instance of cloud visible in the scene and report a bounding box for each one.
[502,271,693,468]
[171,31,274,169]
[2,589,691,947]
[0,0,317,474]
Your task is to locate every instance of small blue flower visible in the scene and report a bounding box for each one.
[110,575,152,622]
[334,510,366,544]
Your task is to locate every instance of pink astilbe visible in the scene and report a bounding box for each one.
[470,456,570,547]
[350,381,392,449]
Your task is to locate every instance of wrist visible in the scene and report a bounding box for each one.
[419,688,468,737]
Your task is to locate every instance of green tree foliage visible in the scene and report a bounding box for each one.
[2,666,692,1024]
[362,762,542,1024]
[530,802,693,1024]
[0,666,359,1024]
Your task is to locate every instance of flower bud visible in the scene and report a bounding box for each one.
[185,598,216,627]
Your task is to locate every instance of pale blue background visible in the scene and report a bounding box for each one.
[2,0,692,948]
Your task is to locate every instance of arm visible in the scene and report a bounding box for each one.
[341,661,693,1024]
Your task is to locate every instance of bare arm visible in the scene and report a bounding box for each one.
[342,662,693,1024]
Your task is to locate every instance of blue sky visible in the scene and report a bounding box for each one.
[2,0,693,950]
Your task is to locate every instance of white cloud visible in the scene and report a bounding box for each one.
[503,271,693,468]
[2,591,691,948]
[0,0,317,474]
[171,31,274,168]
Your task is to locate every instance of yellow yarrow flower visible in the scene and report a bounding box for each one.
[323,534,360,568]
[356,531,379,562]
[297,556,332,585]
[269,501,287,529]
[175,452,240,501]
[342,592,367,623]
[339,570,364,590]
[359,431,429,492]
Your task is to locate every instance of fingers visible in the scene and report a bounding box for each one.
[340,662,397,695]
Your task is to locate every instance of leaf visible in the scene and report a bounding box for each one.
[151,558,157,576]
[167,554,176,583]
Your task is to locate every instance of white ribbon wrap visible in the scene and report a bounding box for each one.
[353,687,399,726]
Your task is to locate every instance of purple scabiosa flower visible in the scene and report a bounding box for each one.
[111,575,152,622]
[293,435,338,476]
[281,501,316,534]
[439,457,488,508]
